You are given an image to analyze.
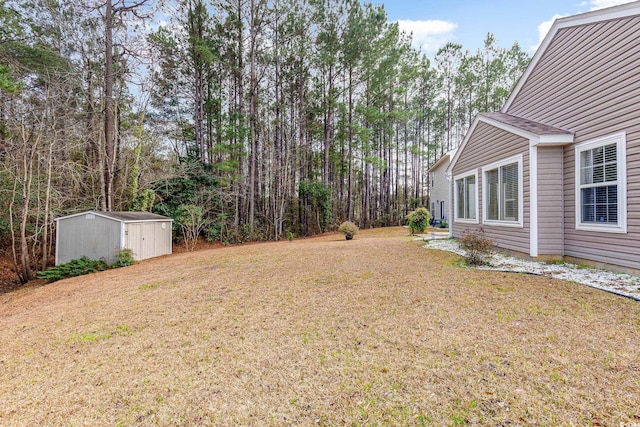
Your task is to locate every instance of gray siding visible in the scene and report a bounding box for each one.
[56,214,122,265]
[537,146,564,255]
[452,122,530,254]
[508,15,640,269]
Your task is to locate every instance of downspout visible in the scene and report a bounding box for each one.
[561,147,565,257]
[529,143,538,257]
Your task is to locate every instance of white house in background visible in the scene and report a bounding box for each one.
[56,211,173,265]
[428,149,456,224]
[448,2,640,272]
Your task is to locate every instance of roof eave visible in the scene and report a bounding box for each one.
[55,210,173,223]
[482,114,574,145]
[535,134,575,146]
[55,210,105,222]
[448,115,574,173]
[428,153,451,173]
[120,218,174,223]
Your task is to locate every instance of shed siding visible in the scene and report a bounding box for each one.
[508,15,640,269]
[124,221,172,261]
[57,214,122,265]
[452,122,530,253]
[154,221,173,257]
[537,146,564,255]
[429,158,450,221]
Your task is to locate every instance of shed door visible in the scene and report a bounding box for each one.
[142,222,156,258]
[126,222,161,260]
[126,223,144,260]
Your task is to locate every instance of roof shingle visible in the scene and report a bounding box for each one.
[481,112,572,136]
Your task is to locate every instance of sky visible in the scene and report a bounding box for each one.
[381,0,636,56]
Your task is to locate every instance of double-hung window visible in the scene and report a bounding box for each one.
[575,133,626,233]
[483,155,523,227]
[454,170,477,222]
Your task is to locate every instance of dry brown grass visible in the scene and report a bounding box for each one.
[0,227,639,426]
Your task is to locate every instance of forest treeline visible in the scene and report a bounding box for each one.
[0,0,529,283]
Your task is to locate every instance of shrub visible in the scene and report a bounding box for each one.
[406,207,430,234]
[175,204,208,251]
[338,221,359,240]
[459,229,494,266]
[439,221,448,229]
[113,248,135,268]
[37,257,108,282]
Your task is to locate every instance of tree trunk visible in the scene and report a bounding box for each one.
[247,0,259,234]
[18,124,37,282]
[41,135,54,270]
[323,66,332,187]
[347,67,353,221]
[104,0,115,212]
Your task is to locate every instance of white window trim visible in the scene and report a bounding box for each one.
[482,154,524,228]
[453,169,479,224]
[574,132,627,234]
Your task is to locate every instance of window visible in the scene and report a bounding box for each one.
[483,155,523,227]
[575,133,626,233]
[454,170,477,222]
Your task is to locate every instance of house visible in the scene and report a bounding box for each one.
[448,2,640,272]
[55,211,173,265]
[428,149,456,224]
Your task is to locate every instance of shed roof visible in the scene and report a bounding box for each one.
[97,211,171,222]
[56,211,172,223]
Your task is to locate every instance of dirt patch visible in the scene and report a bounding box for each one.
[0,227,638,425]
[0,252,21,294]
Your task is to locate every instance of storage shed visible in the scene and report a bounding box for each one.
[55,211,173,265]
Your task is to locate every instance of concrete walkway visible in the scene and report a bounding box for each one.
[413,230,450,240]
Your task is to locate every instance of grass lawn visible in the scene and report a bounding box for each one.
[0,227,638,426]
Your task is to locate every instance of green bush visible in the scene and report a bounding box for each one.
[338,221,359,240]
[459,229,494,266]
[131,189,156,212]
[37,257,108,282]
[299,180,332,232]
[175,204,207,251]
[113,248,135,267]
[406,207,430,234]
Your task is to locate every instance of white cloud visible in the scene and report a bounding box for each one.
[396,19,458,53]
[530,0,635,52]
[530,14,566,52]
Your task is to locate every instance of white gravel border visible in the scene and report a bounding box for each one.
[422,238,640,301]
